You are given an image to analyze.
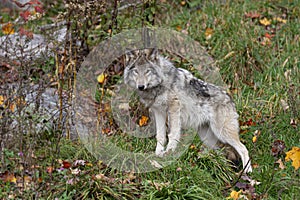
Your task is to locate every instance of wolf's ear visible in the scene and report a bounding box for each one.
[124,49,137,64]
[145,48,159,61]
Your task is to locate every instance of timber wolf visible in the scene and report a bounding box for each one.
[123,48,252,173]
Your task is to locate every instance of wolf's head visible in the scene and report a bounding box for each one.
[124,49,164,91]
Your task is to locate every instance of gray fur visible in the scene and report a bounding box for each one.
[124,49,252,173]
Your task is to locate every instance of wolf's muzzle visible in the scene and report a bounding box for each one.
[138,85,145,91]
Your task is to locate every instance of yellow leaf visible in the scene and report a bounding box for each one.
[285,147,300,170]
[205,28,214,40]
[139,115,149,127]
[2,22,15,34]
[252,136,257,143]
[274,17,287,24]
[0,95,4,105]
[97,73,106,84]
[227,190,242,200]
[259,18,272,26]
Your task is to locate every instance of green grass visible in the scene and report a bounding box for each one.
[1,0,300,199]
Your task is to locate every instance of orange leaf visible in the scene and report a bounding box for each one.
[0,95,4,105]
[46,166,54,173]
[245,12,261,19]
[139,115,149,127]
[285,147,300,170]
[205,28,214,40]
[1,171,17,183]
[2,23,15,35]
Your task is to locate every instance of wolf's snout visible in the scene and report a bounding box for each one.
[138,85,145,91]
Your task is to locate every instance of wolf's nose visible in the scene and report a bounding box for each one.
[138,85,145,90]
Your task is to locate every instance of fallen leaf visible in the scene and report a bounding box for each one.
[139,115,149,127]
[46,166,54,173]
[264,32,275,39]
[290,118,297,128]
[260,36,272,46]
[205,28,214,40]
[19,27,34,39]
[280,99,289,111]
[245,12,261,19]
[2,22,15,34]
[0,95,4,105]
[73,160,86,166]
[259,17,272,26]
[34,6,44,14]
[62,160,71,169]
[240,118,256,127]
[271,140,286,157]
[273,17,287,24]
[252,136,257,143]
[0,171,17,183]
[285,147,300,170]
[176,25,182,31]
[252,130,260,143]
[275,158,285,169]
[97,73,106,84]
[70,168,80,175]
[176,167,182,172]
[227,190,242,200]
[20,10,32,22]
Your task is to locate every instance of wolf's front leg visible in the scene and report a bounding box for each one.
[165,99,181,153]
[151,107,167,157]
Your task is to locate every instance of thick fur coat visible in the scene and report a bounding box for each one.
[124,49,252,173]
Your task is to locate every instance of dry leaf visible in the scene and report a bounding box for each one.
[280,99,289,111]
[271,140,286,157]
[245,12,261,19]
[285,147,300,170]
[259,18,272,26]
[139,115,149,127]
[252,136,257,143]
[290,118,297,128]
[264,32,275,39]
[227,190,242,200]
[273,17,287,24]
[275,158,285,169]
[97,73,106,84]
[260,36,272,46]
[180,1,186,6]
[205,28,214,40]
[2,22,15,34]
[0,171,17,183]
[0,95,4,105]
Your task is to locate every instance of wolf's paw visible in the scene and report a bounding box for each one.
[155,146,165,157]
[165,144,177,153]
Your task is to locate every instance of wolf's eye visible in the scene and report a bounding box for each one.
[129,65,135,70]
[131,68,138,75]
[145,69,152,75]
